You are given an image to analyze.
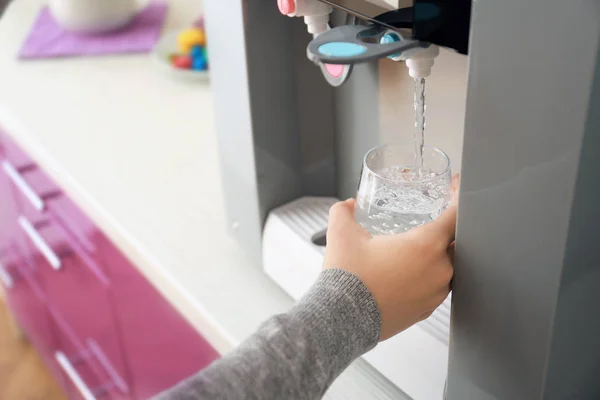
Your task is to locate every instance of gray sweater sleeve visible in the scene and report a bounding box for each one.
[155,269,382,400]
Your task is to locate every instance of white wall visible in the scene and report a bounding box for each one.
[378,48,468,173]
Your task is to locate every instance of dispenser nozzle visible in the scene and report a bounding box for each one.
[405,45,440,79]
[379,33,439,78]
[278,0,332,36]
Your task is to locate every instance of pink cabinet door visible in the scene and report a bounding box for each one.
[98,239,220,399]
[0,242,62,383]
[51,305,130,400]
[0,131,22,247]
[2,127,219,398]
[0,131,64,388]
[18,215,131,399]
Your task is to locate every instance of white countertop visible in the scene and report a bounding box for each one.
[0,1,407,398]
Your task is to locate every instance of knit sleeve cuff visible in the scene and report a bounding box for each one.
[289,269,382,366]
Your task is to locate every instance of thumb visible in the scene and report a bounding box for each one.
[327,199,370,243]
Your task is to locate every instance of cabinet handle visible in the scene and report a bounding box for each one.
[2,160,44,211]
[18,216,62,270]
[87,339,129,394]
[48,214,110,286]
[55,351,97,400]
[0,261,13,289]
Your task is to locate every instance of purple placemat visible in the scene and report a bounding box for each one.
[19,2,168,59]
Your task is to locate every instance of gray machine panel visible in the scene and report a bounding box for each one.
[204,1,336,265]
[448,0,600,398]
[542,33,600,400]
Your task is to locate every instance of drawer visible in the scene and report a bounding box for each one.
[0,130,59,213]
[17,215,130,397]
[7,171,99,266]
[46,194,99,257]
[51,307,131,400]
[1,133,98,260]
[4,166,62,225]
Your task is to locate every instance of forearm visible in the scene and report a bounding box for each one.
[155,269,381,400]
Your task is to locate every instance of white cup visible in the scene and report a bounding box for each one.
[48,0,145,34]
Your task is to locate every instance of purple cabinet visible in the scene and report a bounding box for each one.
[20,216,130,399]
[98,239,220,399]
[0,130,58,372]
[0,130,64,384]
[51,305,129,400]
[0,129,220,399]
[1,243,59,371]
[0,130,24,247]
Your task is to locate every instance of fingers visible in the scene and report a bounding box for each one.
[429,200,458,243]
[327,199,370,243]
[420,174,460,243]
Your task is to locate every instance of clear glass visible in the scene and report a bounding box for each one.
[355,143,452,235]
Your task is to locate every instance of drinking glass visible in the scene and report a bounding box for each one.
[355,143,452,235]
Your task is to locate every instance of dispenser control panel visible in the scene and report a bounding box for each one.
[321,0,471,54]
[322,0,411,20]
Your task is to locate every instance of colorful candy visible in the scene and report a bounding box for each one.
[177,28,206,53]
[190,45,204,59]
[193,54,207,71]
[172,55,193,69]
[193,59,207,71]
[171,22,209,73]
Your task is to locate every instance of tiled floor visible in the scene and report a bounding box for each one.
[0,298,65,400]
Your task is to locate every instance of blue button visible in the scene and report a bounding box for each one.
[318,42,367,58]
[380,33,402,59]
[380,33,400,45]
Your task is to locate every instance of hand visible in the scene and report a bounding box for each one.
[323,177,459,341]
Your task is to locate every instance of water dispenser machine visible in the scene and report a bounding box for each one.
[205,0,600,398]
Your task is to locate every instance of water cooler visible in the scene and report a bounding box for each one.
[204,0,600,398]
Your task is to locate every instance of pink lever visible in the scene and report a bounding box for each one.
[278,0,296,15]
[324,64,345,78]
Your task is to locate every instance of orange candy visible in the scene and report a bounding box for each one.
[177,28,206,53]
